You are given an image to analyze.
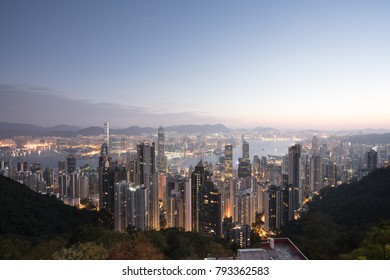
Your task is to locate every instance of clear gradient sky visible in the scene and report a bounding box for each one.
[1,0,389,130]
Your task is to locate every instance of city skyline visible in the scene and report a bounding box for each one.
[1,1,390,130]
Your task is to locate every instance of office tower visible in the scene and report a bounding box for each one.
[224,144,233,179]
[136,141,159,230]
[237,157,249,179]
[288,144,301,221]
[157,126,167,173]
[238,140,251,179]
[367,149,378,171]
[191,160,222,237]
[66,155,76,174]
[103,122,110,148]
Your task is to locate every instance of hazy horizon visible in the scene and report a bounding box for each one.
[2,119,390,133]
[1,1,389,130]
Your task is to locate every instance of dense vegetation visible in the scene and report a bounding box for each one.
[280,167,390,259]
[0,175,232,259]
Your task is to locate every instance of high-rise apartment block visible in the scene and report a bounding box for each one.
[191,160,222,237]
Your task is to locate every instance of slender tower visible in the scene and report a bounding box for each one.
[103,122,110,149]
[288,143,301,221]
[157,126,167,173]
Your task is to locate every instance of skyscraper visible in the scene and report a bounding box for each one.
[136,141,159,230]
[98,143,111,211]
[103,122,110,148]
[157,126,167,173]
[288,144,301,221]
[66,155,76,174]
[191,160,222,237]
[127,183,148,231]
[238,140,251,179]
[114,180,129,232]
[242,140,249,159]
[165,175,189,229]
[224,144,233,179]
[312,135,319,155]
[191,160,206,233]
[200,178,222,237]
[252,155,261,181]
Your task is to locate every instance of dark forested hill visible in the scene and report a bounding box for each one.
[0,175,106,236]
[281,167,390,259]
[310,167,390,227]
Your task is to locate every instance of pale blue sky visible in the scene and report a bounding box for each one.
[1,0,389,129]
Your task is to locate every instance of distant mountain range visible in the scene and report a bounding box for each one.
[0,122,231,138]
[1,122,390,141]
[0,122,83,138]
[251,127,280,133]
[346,133,390,145]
